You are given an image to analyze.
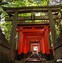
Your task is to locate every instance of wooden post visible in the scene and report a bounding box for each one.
[48,10,57,44]
[9,11,18,62]
[31,12,35,23]
[48,10,57,60]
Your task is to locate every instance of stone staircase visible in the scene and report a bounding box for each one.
[23,53,42,63]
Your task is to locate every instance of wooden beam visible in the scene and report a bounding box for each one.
[18,21,49,25]
[5,16,48,21]
[17,23,49,26]
[5,15,62,21]
[2,5,61,13]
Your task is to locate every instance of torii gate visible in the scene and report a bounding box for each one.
[2,5,62,61]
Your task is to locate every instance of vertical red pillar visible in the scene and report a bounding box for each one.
[18,31,23,54]
[26,38,30,52]
[44,26,50,54]
[26,38,29,53]
[41,34,46,54]
[40,36,43,53]
[23,36,27,54]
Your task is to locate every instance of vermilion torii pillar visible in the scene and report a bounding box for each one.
[18,31,24,54]
[44,26,50,54]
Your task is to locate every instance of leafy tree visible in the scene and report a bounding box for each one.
[0,0,62,42]
[4,0,50,7]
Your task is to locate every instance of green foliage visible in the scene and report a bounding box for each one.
[4,0,50,7]
[1,0,49,41]
[0,0,61,42]
[0,21,12,41]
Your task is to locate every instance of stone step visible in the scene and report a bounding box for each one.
[25,61,42,63]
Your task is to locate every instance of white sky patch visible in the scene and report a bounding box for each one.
[33,46,38,51]
[0,21,5,24]
[37,0,39,2]
[35,12,40,16]
[56,0,61,2]
[0,14,5,24]
[49,0,62,6]
[52,1,56,5]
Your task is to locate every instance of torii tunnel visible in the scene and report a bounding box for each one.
[16,25,54,60]
[0,5,62,63]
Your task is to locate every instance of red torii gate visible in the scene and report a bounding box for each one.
[16,25,51,57]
